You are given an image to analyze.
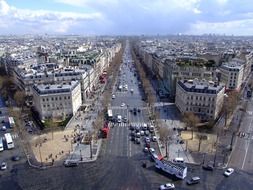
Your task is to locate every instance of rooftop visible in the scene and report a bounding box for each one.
[178,79,224,94]
[33,81,80,95]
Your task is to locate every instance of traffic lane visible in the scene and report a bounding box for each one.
[229,110,253,170]
[241,138,253,172]
[0,135,26,175]
[141,162,253,190]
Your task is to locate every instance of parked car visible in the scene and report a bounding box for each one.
[187,176,200,185]
[11,156,21,162]
[224,168,234,176]
[202,164,214,171]
[159,183,175,190]
[1,162,7,170]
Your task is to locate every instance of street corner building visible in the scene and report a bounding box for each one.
[32,81,82,120]
[175,79,225,122]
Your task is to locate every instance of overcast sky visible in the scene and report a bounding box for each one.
[0,0,253,35]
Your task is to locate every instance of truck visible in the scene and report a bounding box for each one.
[155,156,187,179]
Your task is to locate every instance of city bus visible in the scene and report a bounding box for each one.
[4,133,14,149]
[8,117,15,128]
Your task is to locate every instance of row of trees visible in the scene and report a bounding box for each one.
[92,42,125,138]
[131,46,156,114]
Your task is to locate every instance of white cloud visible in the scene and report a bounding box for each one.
[2,0,253,35]
[0,0,11,15]
[187,19,253,35]
[0,0,103,34]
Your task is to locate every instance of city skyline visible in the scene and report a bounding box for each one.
[1,0,253,35]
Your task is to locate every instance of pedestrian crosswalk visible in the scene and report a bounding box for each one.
[1,133,19,141]
[108,122,152,127]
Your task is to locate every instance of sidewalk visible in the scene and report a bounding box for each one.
[154,119,195,164]
[66,139,102,163]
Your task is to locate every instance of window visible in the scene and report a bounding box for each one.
[42,98,45,102]
[51,97,54,101]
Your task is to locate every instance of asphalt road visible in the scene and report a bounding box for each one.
[229,98,253,172]
[0,41,253,190]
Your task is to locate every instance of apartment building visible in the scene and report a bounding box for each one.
[32,81,82,120]
[175,79,225,121]
[219,60,244,90]
[164,57,214,98]
[13,65,92,101]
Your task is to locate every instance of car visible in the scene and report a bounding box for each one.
[121,103,126,107]
[1,162,7,170]
[130,89,134,93]
[152,136,157,142]
[202,164,214,171]
[143,147,149,153]
[123,117,128,123]
[159,183,175,190]
[112,94,116,99]
[142,123,147,130]
[64,160,79,167]
[224,168,234,176]
[1,126,6,131]
[135,126,141,132]
[11,156,21,161]
[130,125,135,130]
[137,108,141,112]
[186,176,200,185]
[140,130,145,136]
[135,138,140,144]
[149,148,155,154]
[145,130,150,136]
[145,137,150,143]
[130,136,135,141]
[136,132,141,138]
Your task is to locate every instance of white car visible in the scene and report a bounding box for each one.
[1,162,7,170]
[112,94,115,99]
[159,183,175,190]
[152,136,157,142]
[149,148,155,153]
[143,147,149,153]
[121,103,126,107]
[224,168,234,176]
[1,126,6,131]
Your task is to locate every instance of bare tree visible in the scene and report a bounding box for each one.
[183,112,200,139]
[159,125,172,159]
[14,90,26,109]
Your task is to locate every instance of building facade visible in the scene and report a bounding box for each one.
[175,79,225,121]
[32,81,82,120]
[219,61,244,90]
